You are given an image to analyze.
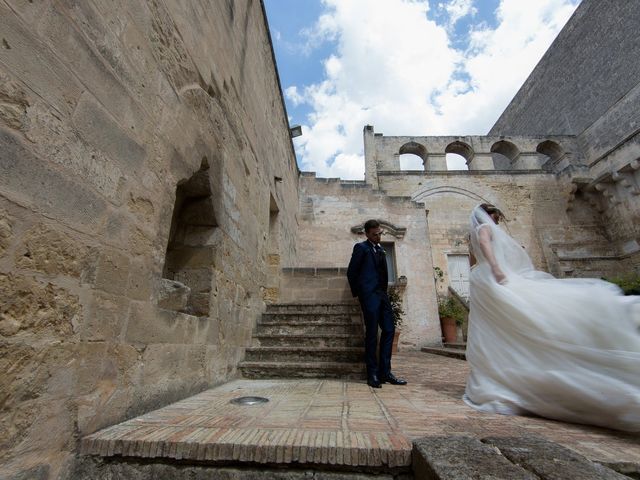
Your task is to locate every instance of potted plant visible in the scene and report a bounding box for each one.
[438,296,465,344]
[388,285,405,354]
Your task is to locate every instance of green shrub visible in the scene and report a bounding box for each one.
[388,286,405,329]
[437,296,466,326]
[605,274,640,295]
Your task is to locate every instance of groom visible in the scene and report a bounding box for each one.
[347,219,407,388]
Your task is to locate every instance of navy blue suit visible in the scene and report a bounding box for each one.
[347,240,395,379]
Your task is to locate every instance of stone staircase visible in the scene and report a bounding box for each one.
[239,303,366,379]
[421,342,467,360]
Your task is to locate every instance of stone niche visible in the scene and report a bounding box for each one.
[161,158,216,317]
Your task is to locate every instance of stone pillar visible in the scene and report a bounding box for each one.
[363,125,378,188]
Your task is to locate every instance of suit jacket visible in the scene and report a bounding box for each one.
[347,240,388,299]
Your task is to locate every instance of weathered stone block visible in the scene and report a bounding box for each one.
[71,92,146,169]
[483,436,629,480]
[0,71,29,132]
[0,3,83,115]
[0,130,107,231]
[125,302,200,345]
[158,278,190,311]
[263,287,279,303]
[15,224,90,278]
[127,260,154,302]
[94,250,131,296]
[412,436,537,480]
[0,208,13,258]
[0,273,80,337]
[81,291,130,342]
[129,227,155,257]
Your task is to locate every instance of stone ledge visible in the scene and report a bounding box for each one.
[412,436,537,480]
[483,436,630,480]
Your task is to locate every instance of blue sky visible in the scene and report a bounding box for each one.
[264,0,581,178]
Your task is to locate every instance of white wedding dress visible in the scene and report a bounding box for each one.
[463,206,640,432]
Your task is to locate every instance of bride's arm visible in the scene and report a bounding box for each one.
[478,226,507,283]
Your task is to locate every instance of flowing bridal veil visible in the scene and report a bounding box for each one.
[463,205,640,432]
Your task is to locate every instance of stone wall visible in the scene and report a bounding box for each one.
[489,0,640,137]
[0,1,299,478]
[294,174,440,349]
[377,171,572,280]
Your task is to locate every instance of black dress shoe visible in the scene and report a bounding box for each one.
[380,373,407,385]
[367,375,382,388]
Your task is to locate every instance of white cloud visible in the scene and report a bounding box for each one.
[291,0,580,179]
[285,86,305,106]
[439,0,477,27]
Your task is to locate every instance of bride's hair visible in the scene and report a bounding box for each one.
[479,203,505,222]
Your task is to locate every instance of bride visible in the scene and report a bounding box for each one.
[463,203,640,432]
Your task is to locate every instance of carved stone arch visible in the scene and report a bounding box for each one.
[350,220,407,239]
[490,140,520,169]
[411,185,488,204]
[445,140,474,163]
[399,141,428,165]
[536,140,565,160]
[490,140,520,160]
[536,140,566,170]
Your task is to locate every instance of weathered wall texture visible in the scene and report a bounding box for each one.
[490,0,640,137]
[0,1,298,478]
[294,174,440,349]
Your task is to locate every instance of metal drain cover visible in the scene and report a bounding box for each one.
[230,396,269,405]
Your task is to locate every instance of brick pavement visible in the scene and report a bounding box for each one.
[81,352,640,470]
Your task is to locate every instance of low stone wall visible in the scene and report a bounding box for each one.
[279,268,355,304]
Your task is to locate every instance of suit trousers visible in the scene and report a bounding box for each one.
[359,290,395,378]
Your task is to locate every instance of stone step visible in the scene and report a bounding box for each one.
[255,323,360,336]
[421,346,466,360]
[443,342,467,350]
[265,303,360,315]
[253,333,364,348]
[244,346,364,363]
[239,361,366,379]
[260,312,360,324]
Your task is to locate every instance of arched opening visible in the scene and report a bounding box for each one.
[536,140,565,171]
[399,142,427,170]
[445,141,473,171]
[490,140,519,169]
[161,157,217,316]
[399,154,424,170]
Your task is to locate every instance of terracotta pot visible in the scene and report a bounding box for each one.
[440,317,457,343]
[391,330,401,355]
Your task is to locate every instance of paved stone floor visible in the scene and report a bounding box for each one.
[82,352,640,470]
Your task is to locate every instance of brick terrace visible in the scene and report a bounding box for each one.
[81,352,640,470]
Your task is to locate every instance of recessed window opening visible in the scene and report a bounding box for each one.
[162,158,217,316]
[381,242,397,284]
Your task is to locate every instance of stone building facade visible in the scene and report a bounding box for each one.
[1,0,639,478]
[0,1,299,477]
